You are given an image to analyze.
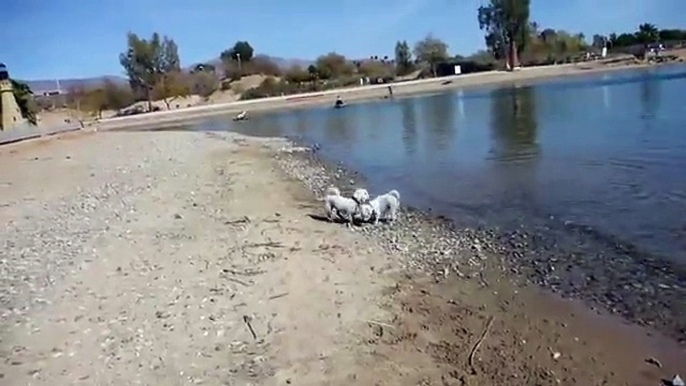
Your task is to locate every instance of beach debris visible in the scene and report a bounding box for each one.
[268,292,289,300]
[645,357,663,368]
[224,216,250,225]
[243,315,258,340]
[672,375,684,386]
[244,241,284,249]
[468,316,495,375]
[365,320,395,329]
[552,351,561,360]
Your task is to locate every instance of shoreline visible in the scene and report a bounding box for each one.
[91,60,683,132]
[276,139,686,345]
[1,129,685,385]
[270,136,686,383]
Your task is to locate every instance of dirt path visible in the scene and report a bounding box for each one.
[1,131,684,385]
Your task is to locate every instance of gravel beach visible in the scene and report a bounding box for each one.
[1,130,685,385]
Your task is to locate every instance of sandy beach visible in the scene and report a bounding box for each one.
[1,129,685,385]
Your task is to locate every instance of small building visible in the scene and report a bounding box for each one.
[434,60,495,77]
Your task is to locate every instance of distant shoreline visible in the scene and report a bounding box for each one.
[94,59,684,132]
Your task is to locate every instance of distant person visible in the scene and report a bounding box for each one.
[335,95,345,108]
[387,85,394,98]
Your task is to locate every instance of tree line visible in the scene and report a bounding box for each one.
[477,0,686,68]
[17,0,686,117]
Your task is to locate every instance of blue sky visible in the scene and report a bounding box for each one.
[4,0,686,80]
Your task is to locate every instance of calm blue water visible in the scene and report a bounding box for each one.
[198,64,686,262]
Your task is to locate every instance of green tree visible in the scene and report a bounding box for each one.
[315,53,354,80]
[10,79,38,125]
[307,64,319,78]
[659,29,686,42]
[119,32,181,111]
[153,71,190,109]
[413,34,449,77]
[394,40,414,76]
[636,23,659,44]
[466,50,497,66]
[478,0,531,69]
[614,33,638,47]
[221,41,254,64]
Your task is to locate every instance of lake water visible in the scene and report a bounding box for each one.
[199,64,686,264]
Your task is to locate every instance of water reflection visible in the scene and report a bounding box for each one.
[601,74,611,110]
[489,86,539,162]
[640,72,662,121]
[421,93,457,152]
[487,85,541,214]
[400,98,418,156]
[457,89,466,118]
[325,108,356,148]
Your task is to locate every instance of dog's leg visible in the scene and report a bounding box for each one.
[345,212,354,228]
[389,208,397,223]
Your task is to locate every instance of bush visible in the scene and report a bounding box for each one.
[239,77,313,101]
[189,71,218,98]
[246,55,282,77]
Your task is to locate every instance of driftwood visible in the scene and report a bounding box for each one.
[365,320,395,329]
[224,216,250,225]
[268,292,289,300]
[243,315,258,340]
[468,316,495,375]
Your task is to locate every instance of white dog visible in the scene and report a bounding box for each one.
[369,190,400,224]
[354,202,377,223]
[323,187,360,225]
[352,188,370,204]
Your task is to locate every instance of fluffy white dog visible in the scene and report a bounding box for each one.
[369,190,401,224]
[323,187,360,225]
[352,188,370,204]
[354,202,377,223]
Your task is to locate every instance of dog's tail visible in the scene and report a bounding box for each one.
[325,187,341,197]
[388,189,400,200]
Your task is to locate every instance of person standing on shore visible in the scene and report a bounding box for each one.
[387,85,394,98]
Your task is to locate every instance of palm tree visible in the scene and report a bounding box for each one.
[637,23,659,44]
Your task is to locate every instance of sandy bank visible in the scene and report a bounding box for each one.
[1,130,684,385]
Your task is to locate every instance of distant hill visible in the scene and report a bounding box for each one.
[24,76,128,95]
